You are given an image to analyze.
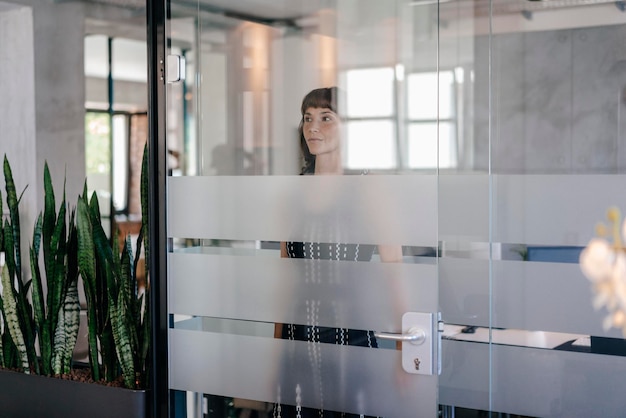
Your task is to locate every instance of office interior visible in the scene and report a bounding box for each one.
[2,0,626,417]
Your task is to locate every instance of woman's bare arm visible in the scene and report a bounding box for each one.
[377,244,403,263]
[274,242,289,338]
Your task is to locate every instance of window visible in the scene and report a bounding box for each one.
[85,34,148,237]
[407,70,459,169]
[344,67,396,170]
[342,66,461,171]
[85,111,129,215]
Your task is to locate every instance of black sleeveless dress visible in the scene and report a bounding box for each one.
[281,241,378,348]
[274,241,380,418]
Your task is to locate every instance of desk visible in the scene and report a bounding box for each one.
[443,324,587,350]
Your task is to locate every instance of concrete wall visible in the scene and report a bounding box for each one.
[0,0,86,214]
[32,2,86,203]
[473,24,626,174]
[0,3,37,257]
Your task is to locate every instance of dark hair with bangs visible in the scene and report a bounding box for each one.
[298,87,339,174]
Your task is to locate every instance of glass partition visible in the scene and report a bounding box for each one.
[485,2,626,416]
[160,0,626,417]
[166,1,441,417]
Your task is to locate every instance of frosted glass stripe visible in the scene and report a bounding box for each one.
[169,252,438,332]
[170,328,437,418]
[492,260,612,336]
[493,175,626,246]
[439,174,489,242]
[440,174,626,246]
[439,258,489,327]
[440,340,626,417]
[169,174,620,246]
[167,175,437,246]
[440,258,616,337]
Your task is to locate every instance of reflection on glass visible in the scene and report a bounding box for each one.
[408,122,455,169]
[346,120,396,169]
[407,71,455,120]
[408,123,437,169]
[346,67,395,118]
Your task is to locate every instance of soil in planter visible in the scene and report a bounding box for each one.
[2,366,126,388]
[55,367,126,387]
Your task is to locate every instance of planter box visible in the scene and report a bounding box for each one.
[0,369,147,418]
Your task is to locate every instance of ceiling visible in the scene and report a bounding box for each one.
[79,0,325,21]
[81,0,625,18]
[79,0,626,38]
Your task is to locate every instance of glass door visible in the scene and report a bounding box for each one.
[149,0,626,417]
[164,1,442,417]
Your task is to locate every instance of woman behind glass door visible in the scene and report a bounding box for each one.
[274,87,402,418]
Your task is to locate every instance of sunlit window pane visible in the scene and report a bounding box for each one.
[85,111,111,219]
[86,112,111,175]
[437,122,456,168]
[345,121,396,169]
[346,68,394,118]
[112,115,128,211]
[408,123,437,168]
[112,38,148,83]
[85,35,108,79]
[408,122,456,169]
[407,71,454,120]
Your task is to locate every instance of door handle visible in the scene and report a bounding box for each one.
[375,312,442,376]
[374,328,426,344]
[167,54,186,83]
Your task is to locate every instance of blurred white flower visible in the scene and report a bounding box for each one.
[611,253,626,310]
[580,208,626,336]
[579,238,615,283]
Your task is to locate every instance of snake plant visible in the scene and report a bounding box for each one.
[76,143,150,389]
[0,145,150,390]
[0,157,80,376]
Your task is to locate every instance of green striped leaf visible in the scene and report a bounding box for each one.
[4,156,21,285]
[140,143,149,279]
[139,291,150,381]
[42,163,56,301]
[76,197,100,382]
[30,214,49,374]
[110,284,135,389]
[3,220,15,286]
[51,279,79,375]
[0,189,3,252]
[1,266,29,374]
[62,279,80,374]
[120,236,139,355]
[50,303,65,375]
[49,197,67,328]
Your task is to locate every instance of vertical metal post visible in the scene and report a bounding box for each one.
[107,37,115,236]
[147,0,168,417]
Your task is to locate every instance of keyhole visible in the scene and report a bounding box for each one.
[414,358,421,370]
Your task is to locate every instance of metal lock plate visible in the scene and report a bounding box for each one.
[400,312,441,375]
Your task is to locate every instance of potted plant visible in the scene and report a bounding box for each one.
[0,146,150,418]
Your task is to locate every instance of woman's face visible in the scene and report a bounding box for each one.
[302,107,340,157]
